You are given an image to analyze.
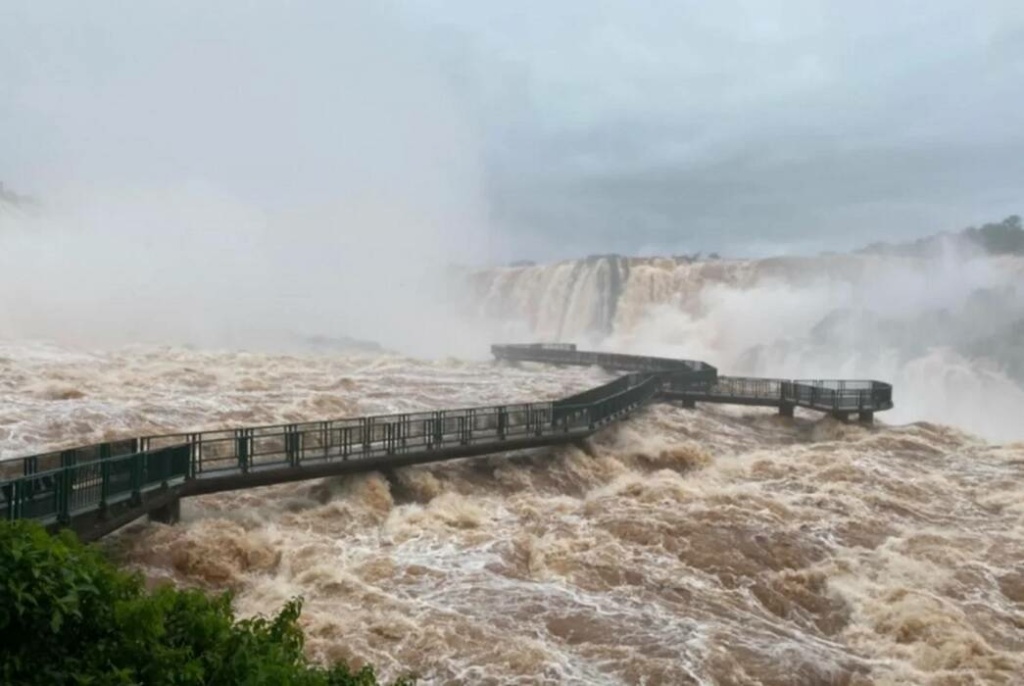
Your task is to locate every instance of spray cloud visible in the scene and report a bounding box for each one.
[1,1,491,356]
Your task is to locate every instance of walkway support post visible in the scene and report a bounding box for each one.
[858,411,874,424]
[149,498,180,525]
[779,403,794,417]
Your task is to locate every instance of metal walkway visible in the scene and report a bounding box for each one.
[490,344,894,419]
[1,343,892,541]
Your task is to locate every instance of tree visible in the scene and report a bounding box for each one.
[974,215,1024,255]
[0,520,412,686]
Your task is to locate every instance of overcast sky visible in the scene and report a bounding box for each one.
[3,1,1023,261]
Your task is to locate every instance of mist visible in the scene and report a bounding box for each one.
[472,248,1024,441]
[622,256,1024,442]
[1,2,491,356]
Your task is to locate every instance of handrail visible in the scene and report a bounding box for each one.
[491,344,717,377]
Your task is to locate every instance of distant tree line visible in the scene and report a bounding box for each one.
[963,215,1024,254]
[858,215,1024,257]
[500,216,1023,267]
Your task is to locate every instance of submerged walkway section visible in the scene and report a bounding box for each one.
[1,343,892,541]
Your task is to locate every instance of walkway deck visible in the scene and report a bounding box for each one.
[1,343,892,541]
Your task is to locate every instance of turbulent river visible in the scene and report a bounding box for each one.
[1,341,1022,685]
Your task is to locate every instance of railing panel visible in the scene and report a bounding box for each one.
[143,445,190,486]
[106,457,137,501]
[68,461,104,514]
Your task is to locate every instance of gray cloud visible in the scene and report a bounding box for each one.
[398,0,1024,259]
[3,1,1023,264]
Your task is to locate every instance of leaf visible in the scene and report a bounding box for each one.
[50,608,63,633]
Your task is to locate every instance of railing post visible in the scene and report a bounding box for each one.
[322,421,330,460]
[285,425,299,467]
[188,433,199,478]
[497,406,507,440]
[362,418,372,456]
[130,453,143,505]
[153,447,170,488]
[236,429,250,474]
[100,460,111,511]
[57,451,75,524]
[5,480,19,520]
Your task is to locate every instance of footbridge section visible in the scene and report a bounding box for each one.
[492,343,894,422]
[1,343,892,541]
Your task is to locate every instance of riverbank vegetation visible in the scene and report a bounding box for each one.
[0,520,412,685]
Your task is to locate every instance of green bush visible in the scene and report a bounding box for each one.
[0,520,412,686]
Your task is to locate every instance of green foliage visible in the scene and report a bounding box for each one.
[0,520,413,686]
[963,215,1024,255]
[858,214,1024,257]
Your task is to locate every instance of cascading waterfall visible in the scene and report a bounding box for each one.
[469,252,1024,441]
[469,255,631,340]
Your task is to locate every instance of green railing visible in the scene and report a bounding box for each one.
[785,379,894,411]
[494,343,893,414]
[491,343,718,378]
[0,343,894,532]
[1,359,691,527]
[2,445,190,524]
[552,372,669,430]
[663,376,894,412]
[1,401,567,526]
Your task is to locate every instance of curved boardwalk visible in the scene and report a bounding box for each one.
[1,343,892,541]
[493,344,894,419]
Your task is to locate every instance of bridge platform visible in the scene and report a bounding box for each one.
[492,343,893,422]
[1,343,892,541]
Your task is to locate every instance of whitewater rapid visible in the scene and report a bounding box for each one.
[2,341,1022,685]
